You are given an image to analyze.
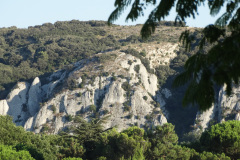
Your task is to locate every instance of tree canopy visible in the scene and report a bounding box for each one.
[1,115,238,160]
[200,120,240,159]
[109,0,240,111]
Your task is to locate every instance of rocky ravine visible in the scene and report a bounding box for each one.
[0,50,171,134]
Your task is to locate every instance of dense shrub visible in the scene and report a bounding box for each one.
[0,144,34,160]
[121,82,131,91]
[143,96,148,101]
[89,104,97,113]
[134,64,140,73]
[0,116,58,160]
[200,120,240,159]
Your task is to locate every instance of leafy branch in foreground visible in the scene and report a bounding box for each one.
[173,27,240,110]
[109,0,240,111]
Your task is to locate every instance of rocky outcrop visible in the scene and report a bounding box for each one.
[217,85,240,121]
[193,105,216,131]
[28,77,42,116]
[0,100,9,115]
[24,116,34,131]
[236,113,240,121]
[193,84,240,132]
[0,50,176,134]
[6,82,30,126]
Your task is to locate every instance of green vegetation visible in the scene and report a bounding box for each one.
[0,17,238,159]
[0,144,34,160]
[139,50,146,57]
[155,65,175,86]
[89,104,97,113]
[0,21,120,98]
[97,53,117,63]
[121,81,131,92]
[200,120,240,159]
[0,115,58,159]
[134,64,140,73]
[1,116,239,159]
[76,92,82,97]
[51,105,57,113]
[62,158,82,160]
[65,115,73,122]
[143,96,148,101]
[123,101,131,112]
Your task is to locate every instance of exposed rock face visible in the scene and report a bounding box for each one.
[134,42,179,68]
[6,82,30,126]
[28,77,42,116]
[193,84,240,132]
[24,116,34,131]
[161,88,172,99]
[236,113,240,121]
[0,100,9,115]
[193,105,216,131]
[217,85,240,121]
[1,51,171,134]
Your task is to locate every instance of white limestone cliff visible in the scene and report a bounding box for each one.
[0,100,9,115]
[0,49,177,134]
[194,105,216,131]
[28,77,42,116]
[193,84,240,132]
[6,82,30,126]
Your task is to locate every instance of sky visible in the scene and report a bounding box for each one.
[0,0,225,28]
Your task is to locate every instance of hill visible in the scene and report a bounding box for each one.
[0,20,239,141]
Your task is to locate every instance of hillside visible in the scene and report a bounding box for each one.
[0,20,239,141]
[0,20,183,97]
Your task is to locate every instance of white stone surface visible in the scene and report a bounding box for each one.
[7,82,30,125]
[28,77,42,116]
[1,50,170,133]
[218,84,240,121]
[235,113,240,121]
[0,100,9,115]
[161,88,172,99]
[24,116,34,131]
[146,43,179,68]
[194,105,215,131]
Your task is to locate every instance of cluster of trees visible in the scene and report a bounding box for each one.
[0,20,120,98]
[0,115,239,159]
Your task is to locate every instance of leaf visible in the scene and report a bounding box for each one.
[126,0,144,22]
[208,0,225,16]
[202,25,225,43]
